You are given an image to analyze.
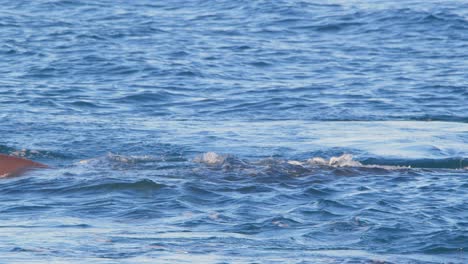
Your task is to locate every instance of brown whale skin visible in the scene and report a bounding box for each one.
[0,154,47,177]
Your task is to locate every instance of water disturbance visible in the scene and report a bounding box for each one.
[1,0,467,263]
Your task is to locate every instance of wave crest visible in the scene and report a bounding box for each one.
[196,152,410,174]
[306,154,363,167]
[193,152,227,165]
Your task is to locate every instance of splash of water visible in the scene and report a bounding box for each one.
[193,152,227,165]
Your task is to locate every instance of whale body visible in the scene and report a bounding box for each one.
[0,154,47,177]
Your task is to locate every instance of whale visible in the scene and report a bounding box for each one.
[0,154,47,177]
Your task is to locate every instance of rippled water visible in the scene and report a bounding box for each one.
[1,0,467,263]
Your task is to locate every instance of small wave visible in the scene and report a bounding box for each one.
[69,100,101,108]
[193,152,227,165]
[193,152,254,173]
[301,154,468,170]
[194,152,404,177]
[305,154,362,167]
[114,91,186,103]
[248,61,273,68]
[292,22,363,32]
[78,153,162,166]
[195,152,468,175]
[288,154,467,170]
[76,179,167,193]
[5,147,69,160]
[176,70,201,77]
[362,157,468,170]
[292,154,408,170]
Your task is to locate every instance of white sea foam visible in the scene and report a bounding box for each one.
[303,154,362,167]
[194,152,226,165]
[195,152,409,171]
[306,157,328,166]
[305,154,406,170]
[10,149,40,157]
[287,160,303,166]
[329,154,363,167]
[78,153,159,166]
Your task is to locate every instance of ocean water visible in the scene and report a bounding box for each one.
[0,0,467,263]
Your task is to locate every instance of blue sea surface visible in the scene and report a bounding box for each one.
[1,0,467,263]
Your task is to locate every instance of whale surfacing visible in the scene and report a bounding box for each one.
[0,154,47,177]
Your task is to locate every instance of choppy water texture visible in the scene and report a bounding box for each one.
[1,0,467,263]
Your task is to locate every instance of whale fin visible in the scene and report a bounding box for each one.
[0,154,48,177]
